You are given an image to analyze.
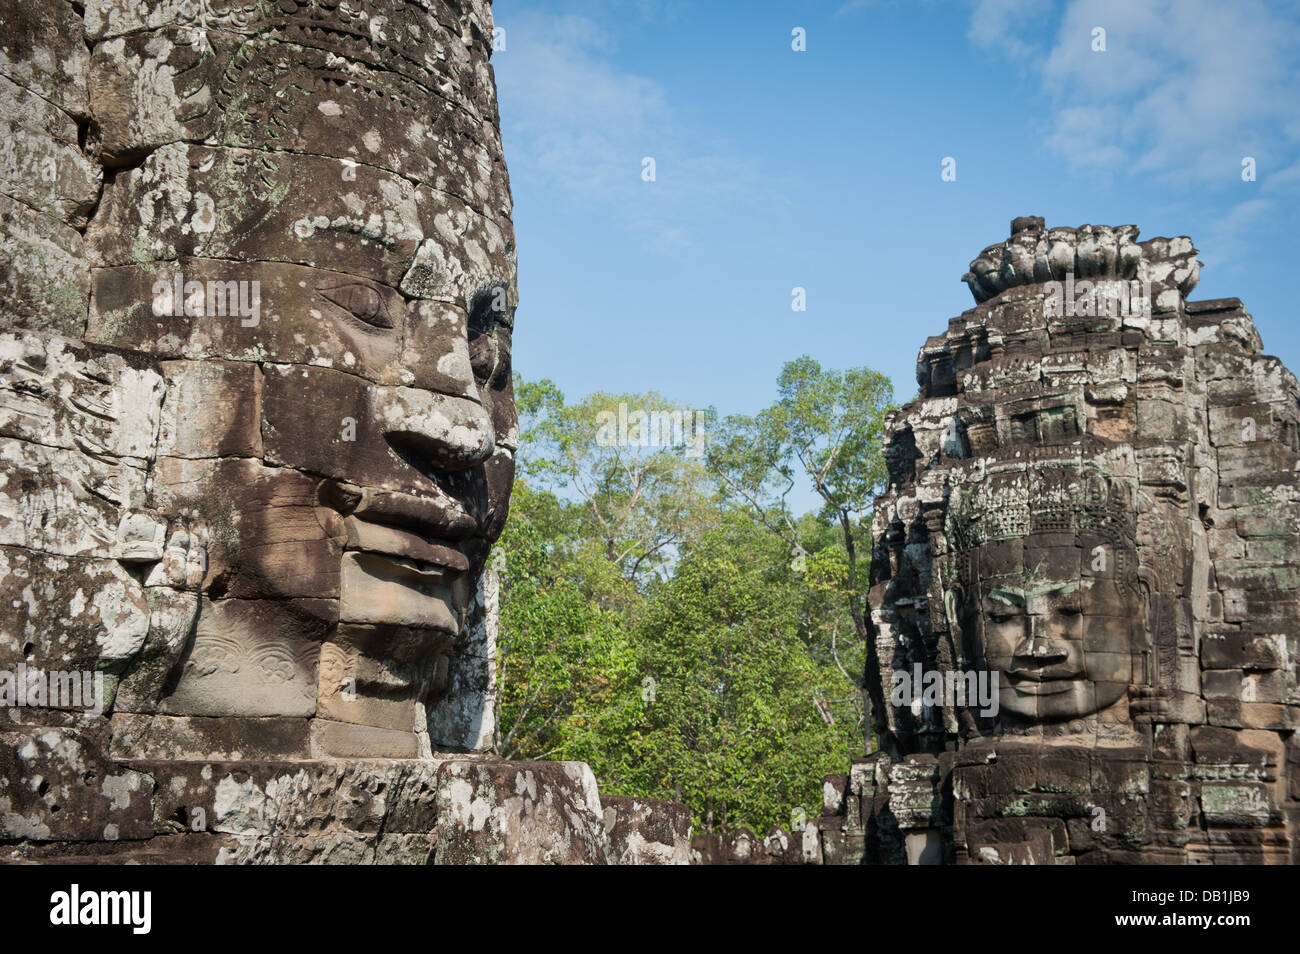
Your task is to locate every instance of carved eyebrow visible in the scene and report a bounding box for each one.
[986,588,1025,607]
[1026,580,1081,598]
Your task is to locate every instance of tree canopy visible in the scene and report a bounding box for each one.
[493,361,894,834]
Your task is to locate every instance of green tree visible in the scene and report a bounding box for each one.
[494,369,891,832]
[514,377,719,586]
[492,481,643,760]
[706,356,894,736]
[627,513,859,833]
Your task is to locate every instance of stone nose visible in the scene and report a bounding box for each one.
[373,386,494,473]
[402,300,482,400]
[1013,636,1069,665]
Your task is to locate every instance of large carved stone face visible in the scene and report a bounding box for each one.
[89,4,522,753]
[958,535,1145,723]
[0,0,517,757]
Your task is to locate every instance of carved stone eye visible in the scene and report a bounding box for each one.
[468,331,497,382]
[318,281,394,329]
[467,281,511,384]
[469,281,510,331]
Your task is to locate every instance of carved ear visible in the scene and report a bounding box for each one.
[944,585,981,670]
[1128,568,1171,721]
[942,586,963,633]
[1134,567,1159,688]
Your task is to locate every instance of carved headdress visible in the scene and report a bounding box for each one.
[944,456,1139,588]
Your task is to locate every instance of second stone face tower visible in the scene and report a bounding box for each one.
[831,218,1300,864]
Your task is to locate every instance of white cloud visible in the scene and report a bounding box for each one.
[492,6,771,250]
[1263,158,1300,195]
[837,0,884,15]
[841,0,951,18]
[494,12,670,197]
[967,0,1050,59]
[1202,159,1300,267]
[970,0,1300,185]
[1201,196,1276,269]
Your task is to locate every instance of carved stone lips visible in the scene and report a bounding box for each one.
[342,515,469,574]
[320,478,477,573]
[1005,673,1079,695]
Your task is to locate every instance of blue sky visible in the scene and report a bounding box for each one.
[492,0,1300,506]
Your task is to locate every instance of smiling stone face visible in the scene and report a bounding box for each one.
[942,461,1148,727]
[962,538,1145,723]
[101,1,517,759]
[0,0,518,760]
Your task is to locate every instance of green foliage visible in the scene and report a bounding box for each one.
[493,481,642,761]
[707,356,895,732]
[707,356,893,528]
[626,515,862,832]
[493,364,893,834]
[513,377,719,586]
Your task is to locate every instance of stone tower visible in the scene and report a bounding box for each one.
[818,218,1300,864]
